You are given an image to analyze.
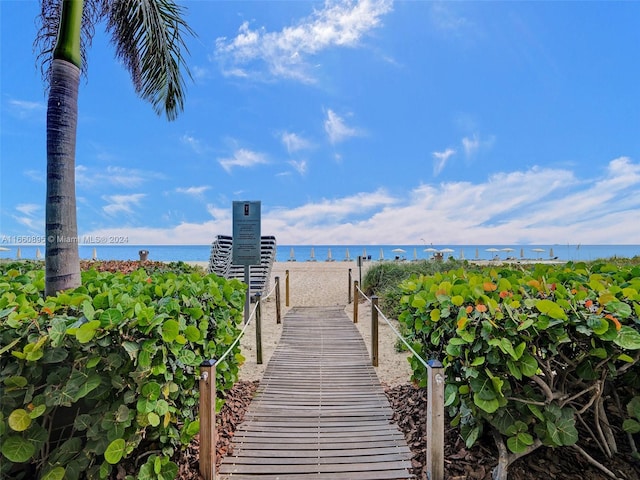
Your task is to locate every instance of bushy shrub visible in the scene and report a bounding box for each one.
[0,267,245,479]
[397,261,640,479]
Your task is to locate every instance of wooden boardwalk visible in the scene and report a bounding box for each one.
[219,306,413,480]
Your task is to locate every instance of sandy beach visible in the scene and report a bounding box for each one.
[190,260,414,387]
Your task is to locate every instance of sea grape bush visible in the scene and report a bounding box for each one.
[0,266,245,479]
[398,262,640,478]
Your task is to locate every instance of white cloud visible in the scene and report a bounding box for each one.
[462,134,480,157]
[102,194,146,216]
[176,186,211,197]
[432,148,456,175]
[281,131,312,153]
[461,133,494,158]
[76,165,163,189]
[181,134,210,155]
[218,148,269,172]
[214,0,393,82]
[78,157,640,247]
[16,204,40,216]
[324,109,360,144]
[12,204,41,230]
[289,160,308,175]
[8,99,45,119]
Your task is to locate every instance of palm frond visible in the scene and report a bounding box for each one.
[106,0,194,120]
[35,0,109,84]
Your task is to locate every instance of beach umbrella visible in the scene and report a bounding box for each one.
[440,248,454,253]
[309,247,316,261]
[363,247,367,257]
[345,248,350,261]
[475,248,479,259]
[36,248,42,260]
[289,247,295,260]
[549,247,554,258]
[502,248,514,259]
[413,248,417,260]
[16,248,21,259]
[460,249,465,259]
[520,248,524,258]
[392,248,406,253]
[326,248,333,261]
[92,247,97,260]
[424,247,438,252]
[532,248,545,259]
[379,248,384,260]
[0,246,9,252]
[486,248,499,252]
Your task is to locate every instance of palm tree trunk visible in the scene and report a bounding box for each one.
[45,58,81,296]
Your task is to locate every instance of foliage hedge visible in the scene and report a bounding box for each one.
[0,262,245,479]
[396,261,640,478]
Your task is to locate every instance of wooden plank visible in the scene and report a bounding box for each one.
[218,306,412,479]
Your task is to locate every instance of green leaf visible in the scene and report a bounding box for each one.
[41,467,66,480]
[536,299,567,320]
[614,326,640,350]
[607,301,632,318]
[473,393,499,413]
[464,425,480,448]
[100,308,123,327]
[74,373,102,401]
[82,300,95,321]
[4,376,28,388]
[411,296,426,310]
[49,318,67,347]
[104,438,126,464]
[161,320,180,342]
[28,405,46,419]
[1,435,36,462]
[507,432,534,453]
[623,419,640,434]
[519,354,538,377]
[142,382,161,400]
[147,412,160,427]
[184,325,200,342]
[76,320,101,343]
[8,409,31,432]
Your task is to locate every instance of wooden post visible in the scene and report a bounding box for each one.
[353,280,359,323]
[426,359,445,480]
[275,276,281,324]
[285,269,290,307]
[371,296,379,367]
[199,359,216,480]
[255,292,263,365]
[243,265,250,324]
[348,268,352,304]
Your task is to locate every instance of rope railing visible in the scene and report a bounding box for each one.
[355,283,430,369]
[199,276,281,480]
[353,280,445,480]
[216,279,277,365]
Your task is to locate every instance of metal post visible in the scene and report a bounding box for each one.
[371,296,379,367]
[426,359,445,480]
[255,292,263,365]
[275,276,281,324]
[353,280,359,323]
[199,359,216,480]
[243,265,250,324]
[348,268,352,303]
[285,269,290,307]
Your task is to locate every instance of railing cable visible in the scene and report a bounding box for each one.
[355,284,430,370]
[217,281,277,364]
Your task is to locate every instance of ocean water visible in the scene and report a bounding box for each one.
[1,244,639,263]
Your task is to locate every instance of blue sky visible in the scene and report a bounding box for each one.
[1,0,639,246]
